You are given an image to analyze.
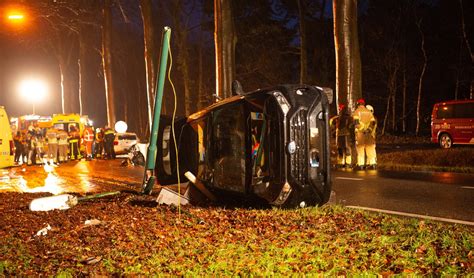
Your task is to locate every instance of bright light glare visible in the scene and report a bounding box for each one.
[8,14,24,20]
[19,79,48,103]
[115,121,128,133]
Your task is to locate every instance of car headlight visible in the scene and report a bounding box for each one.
[287,141,297,154]
[273,91,291,115]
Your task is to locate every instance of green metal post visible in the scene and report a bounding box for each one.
[143,26,171,194]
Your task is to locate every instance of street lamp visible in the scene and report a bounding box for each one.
[19,79,48,115]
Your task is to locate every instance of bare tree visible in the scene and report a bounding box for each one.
[102,0,116,127]
[415,19,427,136]
[214,0,236,100]
[139,0,157,129]
[459,0,473,99]
[297,0,307,84]
[333,0,362,111]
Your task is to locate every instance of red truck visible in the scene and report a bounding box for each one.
[431,99,474,148]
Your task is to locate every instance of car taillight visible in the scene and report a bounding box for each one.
[9,140,14,156]
[114,141,118,145]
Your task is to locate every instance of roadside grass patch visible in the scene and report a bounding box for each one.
[378,147,474,173]
[1,191,472,276]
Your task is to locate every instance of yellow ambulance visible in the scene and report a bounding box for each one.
[0,106,15,168]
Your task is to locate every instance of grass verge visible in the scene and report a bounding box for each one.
[0,192,472,276]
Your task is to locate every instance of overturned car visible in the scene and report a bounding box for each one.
[155,84,332,207]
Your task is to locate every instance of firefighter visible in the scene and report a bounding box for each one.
[13,131,23,164]
[103,126,115,159]
[94,128,104,158]
[352,99,377,170]
[83,125,95,160]
[68,125,82,160]
[58,127,69,163]
[365,105,377,169]
[331,103,354,168]
[35,134,46,165]
[45,127,59,165]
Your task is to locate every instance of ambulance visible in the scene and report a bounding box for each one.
[0,106,15,168]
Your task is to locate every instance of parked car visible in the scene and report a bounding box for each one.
[154,84,333,208]
[114,132,139,155]
[431,99,474,148]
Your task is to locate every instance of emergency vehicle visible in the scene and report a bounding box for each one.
[0,106,15,168]
[431,99,474,148]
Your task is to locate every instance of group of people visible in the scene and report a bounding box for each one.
[330,98,377,170]
[12,124,117,166]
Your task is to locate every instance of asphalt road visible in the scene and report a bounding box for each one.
[332,169,474,224]
[1,160,473,225]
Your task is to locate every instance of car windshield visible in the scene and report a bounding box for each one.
[118,135,137,140]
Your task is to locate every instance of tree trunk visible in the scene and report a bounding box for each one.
[139,0,157,130]
[402,67,407,133]
[102,0,116,127]
[59,60,66,114]
[333,0,362,112]
[172,1,193,115]
[459,0,473,99]
[416,19,427,136]
[78,58,82,115]
[214,0,236,100]
[297,0,307,84]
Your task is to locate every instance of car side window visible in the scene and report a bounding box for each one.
[210,104,246,192]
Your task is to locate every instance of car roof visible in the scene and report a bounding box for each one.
[434,99,474,106]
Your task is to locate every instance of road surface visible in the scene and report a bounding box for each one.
[1,160,473,225]
[332,169,474,224]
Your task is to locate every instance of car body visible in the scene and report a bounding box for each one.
[114,132,139,155]
[0,106,15,169]
[155,84,332,207]
[431,99,474,148]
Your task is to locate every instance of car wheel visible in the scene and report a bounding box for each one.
[439,133,452,149]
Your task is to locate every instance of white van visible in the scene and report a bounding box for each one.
[0,106,15,168]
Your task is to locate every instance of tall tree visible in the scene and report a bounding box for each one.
[333,0,362,111]
[102,0,116,127]
[214,0,236,99]
[297,0,307,83]
[139,0,157,130]
[415,18,427,136]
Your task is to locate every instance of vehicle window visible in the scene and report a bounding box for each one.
[454,103,474,118]
[118,135,137,140]
[211,104,246,192]
[162,126,171,175]
[436,105,454,119]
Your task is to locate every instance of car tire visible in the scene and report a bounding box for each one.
[439,133,452,149]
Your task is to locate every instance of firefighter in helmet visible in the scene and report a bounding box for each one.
[83,124,95,160]
[352,99,377,170]
[68,125,82,160]
[330,103,353,168]
[365,104,377,169]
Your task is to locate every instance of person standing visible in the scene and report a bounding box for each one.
[83,125,94,160]
[365,105,377,169]
[35,134,46,165]
[94,128,104,158]
[45,127,59,165]
[58,128,69,163]
[103,127,115,159]
[352,99,376,170]
[331,104,353,168]
[13,131,23,164]
[68,125,81,160]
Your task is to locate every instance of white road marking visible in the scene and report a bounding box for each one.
[347,206,474,226]
[334,177,364,181]
[461,186,474,190]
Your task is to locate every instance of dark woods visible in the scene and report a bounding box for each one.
[0,0,471,138]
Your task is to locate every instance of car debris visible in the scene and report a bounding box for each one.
[29,191,121,212]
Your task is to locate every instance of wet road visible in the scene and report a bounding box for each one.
[0,159,143,195]
[1,160,473,224]
[332,169,474,223]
